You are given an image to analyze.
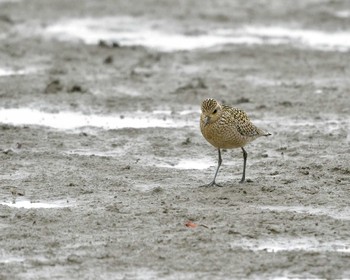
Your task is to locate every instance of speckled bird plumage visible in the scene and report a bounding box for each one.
[200,98,269,149]
[200,98,270,186]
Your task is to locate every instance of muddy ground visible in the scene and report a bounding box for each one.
[0,0,350,279]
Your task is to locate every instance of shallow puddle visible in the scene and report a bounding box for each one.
[0,199,75,209]
[44,17,350,52]
[258,205,350,221]
[0,108,189,130]
[44,17,264,52]
[334,10,350,18]
[1,108,347,136]
[0,67,37,77]
[242,26,350,52]
[152,109,200,116]
[0,256,25,264]
[231,237,350,253]
[156,158,213,170]
[66,149,122,157]
[110,269,206,280]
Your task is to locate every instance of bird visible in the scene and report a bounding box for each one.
[200,98,271,187]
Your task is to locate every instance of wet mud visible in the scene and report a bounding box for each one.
[0,0,350,279]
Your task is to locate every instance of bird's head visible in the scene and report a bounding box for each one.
[201,98,222,126]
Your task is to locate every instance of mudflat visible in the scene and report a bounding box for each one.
[0,0,349,279]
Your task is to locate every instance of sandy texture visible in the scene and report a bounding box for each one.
[1,0,350,279]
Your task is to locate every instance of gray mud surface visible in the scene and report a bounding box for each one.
[0,0,350,279]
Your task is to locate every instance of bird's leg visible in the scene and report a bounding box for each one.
[240,147,247,183]
[201,148,223,187]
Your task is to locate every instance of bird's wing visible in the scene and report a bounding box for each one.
[227,107,260,137]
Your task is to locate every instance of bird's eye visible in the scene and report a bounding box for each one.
[213,109,217,114]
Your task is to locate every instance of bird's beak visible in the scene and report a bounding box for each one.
[204,116,210,126]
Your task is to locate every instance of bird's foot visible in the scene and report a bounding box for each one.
[200,181,223,187]
[239,178,252,184]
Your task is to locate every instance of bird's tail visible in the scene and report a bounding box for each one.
[257,128,271,137]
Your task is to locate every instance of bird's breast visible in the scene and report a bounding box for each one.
[200,119,247,149]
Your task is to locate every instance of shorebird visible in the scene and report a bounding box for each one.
[200,98,271,187]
